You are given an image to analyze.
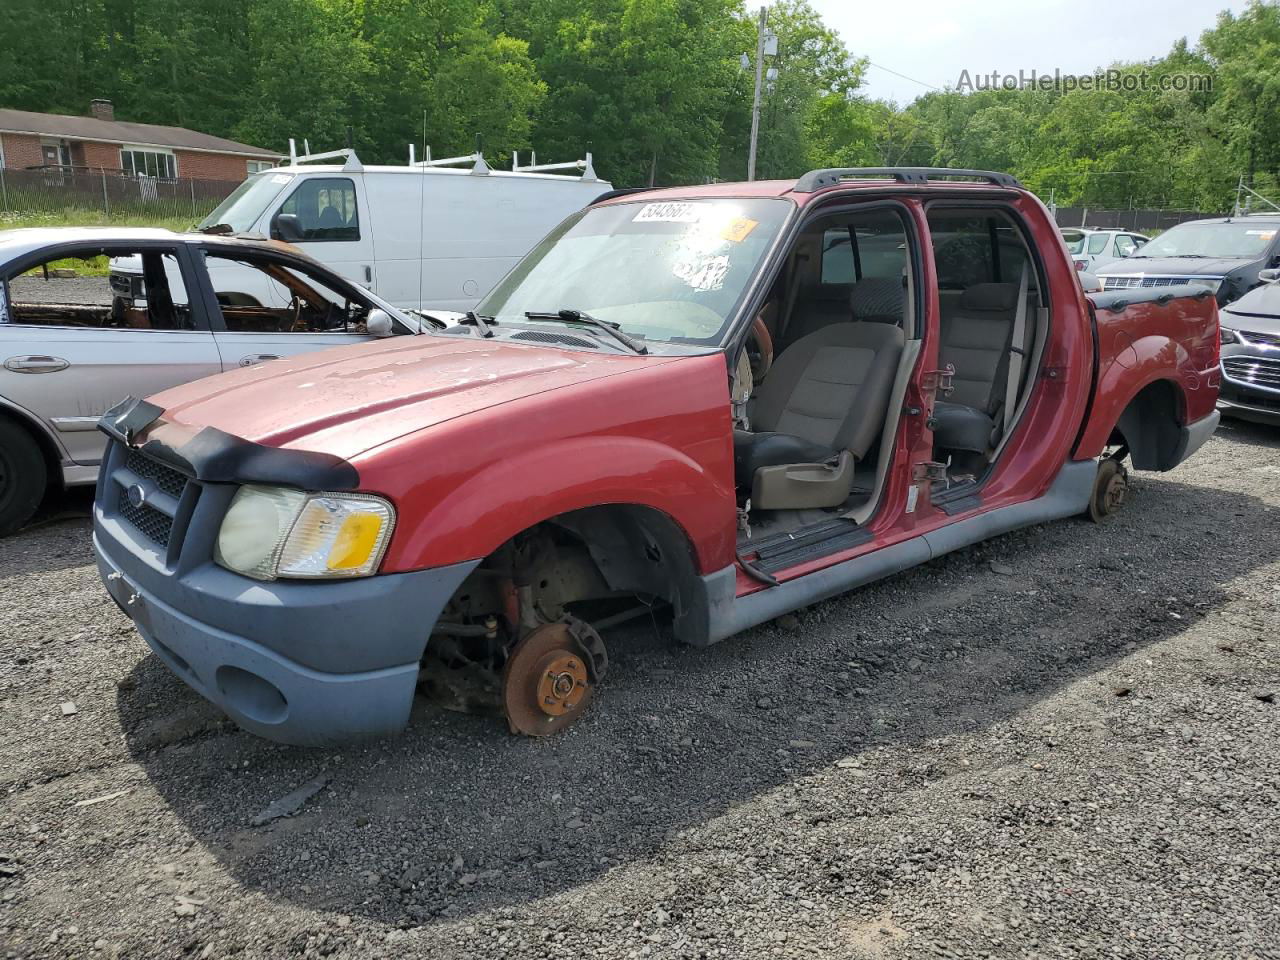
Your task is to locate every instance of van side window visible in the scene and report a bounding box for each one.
[1,249,192,330]
[279,178,359,242]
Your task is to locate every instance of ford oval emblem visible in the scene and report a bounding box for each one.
[126,483,146,509]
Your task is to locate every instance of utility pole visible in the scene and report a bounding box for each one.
[744,7,776,181]
[747,7,766,181]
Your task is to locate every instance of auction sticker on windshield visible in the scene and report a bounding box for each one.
[633,202,703,223]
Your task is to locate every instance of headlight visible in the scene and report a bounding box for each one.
[1191,277,1224,294]
[214,485,395,581]
[1220,325,1240,345]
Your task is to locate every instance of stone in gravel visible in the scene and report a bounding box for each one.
[458,873,479,886]
[1113,686,1133,697]
[777,613,801,632]
[1254,691,1275,704]
[60,701,77,716]
[757,697,773,709]
[789,740,816,749]
[249,774,331,827]
[1178,725,1194,742]
[565,818,586,829]
[989,562,1015,575]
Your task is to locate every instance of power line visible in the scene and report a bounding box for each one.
[865,60,941,92]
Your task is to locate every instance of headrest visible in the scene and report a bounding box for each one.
[849,277,905,324]
[960,282,1019,312]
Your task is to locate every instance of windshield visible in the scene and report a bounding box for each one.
[1136,221,1279,260]
[198,172,294,233]
[1061,230,1087,255]
[476,198,792,345]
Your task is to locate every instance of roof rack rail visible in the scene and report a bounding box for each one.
[408,145,491,175]
[794,167,1020,193]
[511,150,600,182]
[287,138,363,172]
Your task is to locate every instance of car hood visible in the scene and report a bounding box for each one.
[1098,256,1248,277]
[1222,283,1280,331]
[147,334,678,461]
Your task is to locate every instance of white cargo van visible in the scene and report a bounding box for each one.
[113,146,613,313]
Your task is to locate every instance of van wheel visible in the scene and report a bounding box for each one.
[1087,457,1128,523]
[502,619,607,736]
[0,420,48,537]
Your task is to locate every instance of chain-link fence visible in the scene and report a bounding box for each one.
[1052,206,1225,232]
[0,165,237,225]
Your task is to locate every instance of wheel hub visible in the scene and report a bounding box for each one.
[503,621,600,736]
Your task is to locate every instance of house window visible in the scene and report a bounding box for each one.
[246,160,275,175]
[121,148,177,180]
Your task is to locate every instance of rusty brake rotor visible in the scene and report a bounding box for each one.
[502,621,600,736]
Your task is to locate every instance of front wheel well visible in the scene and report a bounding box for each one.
[0,406,62,491]
[444,504,710,646]
[1109,379,1185,471]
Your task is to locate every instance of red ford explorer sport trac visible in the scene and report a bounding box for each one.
[93,168,1221,746]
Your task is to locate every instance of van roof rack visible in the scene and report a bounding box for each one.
[408,145,491,175]
[287,139,363,172]
[511,151,600,182]
[794,167,1021,193]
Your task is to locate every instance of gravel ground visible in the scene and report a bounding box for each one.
[2,420,1278,960]
[9,276,114,306]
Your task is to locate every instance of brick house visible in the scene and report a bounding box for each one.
[0,100,281,182]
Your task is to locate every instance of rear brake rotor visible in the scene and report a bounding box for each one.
[502,621,598,736]
[1089,457,1129,523]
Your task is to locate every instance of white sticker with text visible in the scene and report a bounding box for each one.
[633,202,702,223]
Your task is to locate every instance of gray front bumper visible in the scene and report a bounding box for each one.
[95,521,478,746]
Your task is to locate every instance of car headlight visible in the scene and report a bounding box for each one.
[214,485,395,581]
[1220,325,1240,345]
[1191,277,1224,294]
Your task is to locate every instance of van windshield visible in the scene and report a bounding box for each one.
[477,198,792,345]
[198,173,294,234]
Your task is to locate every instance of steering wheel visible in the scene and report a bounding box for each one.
[748,313,774,380]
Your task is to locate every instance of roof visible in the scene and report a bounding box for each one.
[596,175,1028,209]
[0,108,280,159]
[0,226,303,263]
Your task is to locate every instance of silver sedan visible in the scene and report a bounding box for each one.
[0,227,424,535]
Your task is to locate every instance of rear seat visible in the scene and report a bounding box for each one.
[932,282,1025,454]
[784,277,906,342]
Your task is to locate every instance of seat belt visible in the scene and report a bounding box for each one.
[999,262,1031,433]
[776,251,808,344]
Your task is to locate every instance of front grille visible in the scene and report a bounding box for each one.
[1223,355,1280,390]
[1102,275,1219,291]
[117,489,174,546]
[123,448,187,498]
[1240,329,1280,348]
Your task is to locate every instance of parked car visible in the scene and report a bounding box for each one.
[1217,269,1280,423]
[110,147,611,314]
[1060,227,1149,272]
[1096,214,1280,305]
[0,227,431,534]
[93,167,1221,746]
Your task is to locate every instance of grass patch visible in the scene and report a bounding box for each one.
[0,208,199,233]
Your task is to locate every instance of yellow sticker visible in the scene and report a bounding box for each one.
[721,218,759,243]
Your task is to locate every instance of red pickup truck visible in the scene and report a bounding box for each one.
[93,168,1221,745]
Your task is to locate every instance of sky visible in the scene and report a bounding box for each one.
[807,0,1247,105]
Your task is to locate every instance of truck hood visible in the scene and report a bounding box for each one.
[1098,256,1249,278]
[148,334,677,460]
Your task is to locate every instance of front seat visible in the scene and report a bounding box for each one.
[735,280,906,509]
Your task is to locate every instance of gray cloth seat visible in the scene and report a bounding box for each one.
[932,282,1024,454]
[737,280,906,507]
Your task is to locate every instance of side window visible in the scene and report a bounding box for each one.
[2,249,192,330]
[927,212,1032,290]
[203,253,368,334]
[1114,235,1136,258]
[278,178,359,241]
[820,217,909,285]
[1087,233,1109,255]
[820,228,855,284]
